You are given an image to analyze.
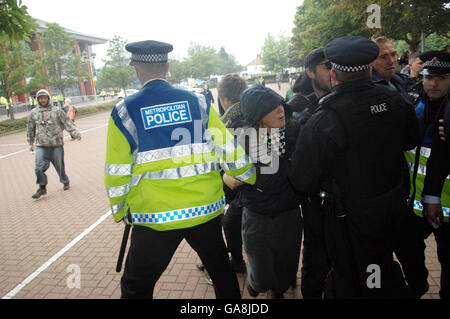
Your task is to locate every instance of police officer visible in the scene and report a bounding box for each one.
[418,51,450,300]
[290,36,420,298]
[104,40,256,299]
[287,48,332,299]
[287,48,331,122]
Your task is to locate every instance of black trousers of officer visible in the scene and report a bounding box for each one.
[393,210,429,298]
[337,186,410,298]
[301,197,330,299]
[221,202,244,262]
[120,216,241,299]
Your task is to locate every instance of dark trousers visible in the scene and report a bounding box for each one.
[242,207,302,294]
[343,187,409,298]
[222,202,244,262]
[301,197,330,299]
[121,216,241,299]
[393,211,429,298]
[34,146,69,186]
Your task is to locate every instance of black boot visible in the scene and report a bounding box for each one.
[247,284,259,297]
[32,187,47,199]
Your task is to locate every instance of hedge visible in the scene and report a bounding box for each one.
[0,100,117,135]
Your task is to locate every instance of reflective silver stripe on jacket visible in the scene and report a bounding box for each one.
[131,162,220,185]
[111,201,125,215]
[107,184,131,198]
[105,163,134,176]
[135,142,214,165]
[233,165,255,182]
[408,146,431,159]
[128,197,226,225]
[220,154,250,172]
[408,161,450,180]
[116,100,138,147]
[216,138,238,157]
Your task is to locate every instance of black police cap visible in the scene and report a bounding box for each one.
[125,40,173,63]
[419,51,450,76]
[304,48,329,69]
[324,36,379,72]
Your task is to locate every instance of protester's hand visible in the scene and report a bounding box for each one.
[28,145,34,152]
[438,119,445,142]
[77,136,81,141]
[423,203,443,228]
[223,173,244,190]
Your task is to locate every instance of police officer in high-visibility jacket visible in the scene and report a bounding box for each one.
[410,51,450,300]
[104,40,256,299]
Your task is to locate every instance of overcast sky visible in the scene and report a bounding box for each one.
[22,0,302,68]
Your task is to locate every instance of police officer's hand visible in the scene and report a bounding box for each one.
[223,173,244,190]
[438,119,445,142]
[423,203,444,228]
[28,145,34,152]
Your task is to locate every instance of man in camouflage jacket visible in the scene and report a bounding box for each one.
[26,89,81,199]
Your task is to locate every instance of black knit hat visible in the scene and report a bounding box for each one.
[240,85,284,126]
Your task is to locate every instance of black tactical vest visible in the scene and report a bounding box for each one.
[319,82,411,200]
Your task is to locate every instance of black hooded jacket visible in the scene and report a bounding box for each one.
[286,72,319,121]
[234,85,304,216]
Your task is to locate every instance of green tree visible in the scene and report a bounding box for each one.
[7,41,48,96]
[261,33,290,72]
[0,40,47,120]
[0,0,37,45]
[334,0,450,52]
[217,47,243,75]
[291,0,365,60]
[98,35,135,95]
[167,58,189,84]
[184,43,220,78]
[425,32,450,51]
[41,23,86,98]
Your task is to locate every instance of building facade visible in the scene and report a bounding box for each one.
[13,18,107,104]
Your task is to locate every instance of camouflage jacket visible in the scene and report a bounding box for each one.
[27,105,81,147]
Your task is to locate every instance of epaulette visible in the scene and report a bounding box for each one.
[316,91,338,111]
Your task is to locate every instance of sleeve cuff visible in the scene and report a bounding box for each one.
[422,195,441,204]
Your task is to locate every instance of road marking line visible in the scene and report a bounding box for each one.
[2,210,112,299]
[0,123,107,160]
[0,143,28,147]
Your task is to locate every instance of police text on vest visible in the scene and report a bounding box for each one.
[141,101,192,129]
[370,102,388,114]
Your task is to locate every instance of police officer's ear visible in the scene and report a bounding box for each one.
[330,69,338,86]
[305,67,316,80]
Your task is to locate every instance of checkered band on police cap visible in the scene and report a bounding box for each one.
[131,53,168,63]
[424,57,450,69]
[419,51,450,76]
[330,62,372,72]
